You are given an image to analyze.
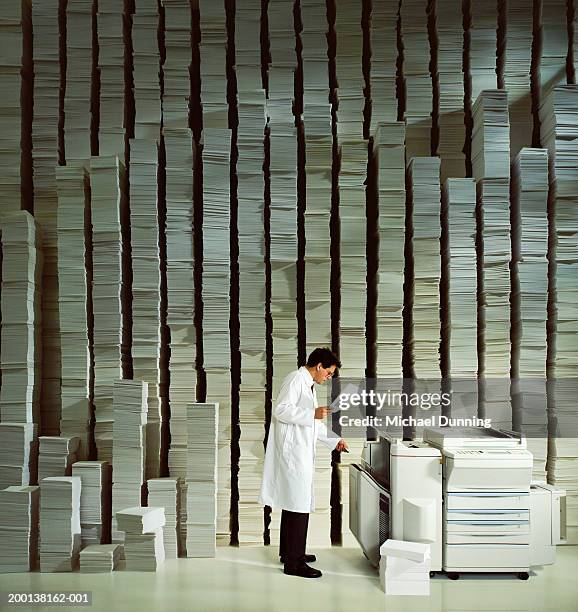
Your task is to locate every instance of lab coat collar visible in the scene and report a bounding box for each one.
[299,365,314,388]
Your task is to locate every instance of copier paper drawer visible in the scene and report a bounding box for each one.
[445,521,530,535]
[446,492,529,511]
[444,544,529,569]
[446,532,530,545]
[446,509,529,522]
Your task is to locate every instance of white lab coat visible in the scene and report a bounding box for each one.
[259,366,340,513]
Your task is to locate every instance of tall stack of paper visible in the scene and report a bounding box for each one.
[116,507,165,571]
[79,544,122,573]
[504,0,533,157]
[235,0,267,547]
[443,178,478,377]
[369,0,398,133]
[97,0,125,157]
[0,1,28,211]
[64,0,92,161]
[268,0,299,397]
[0,423,37,490]
[437,0,466,179]
[32,0,61,432]
[379,540,431,596]
[0,485,39,572]
[511,149,549,480]
[72,461,111,547]
[539,0,569,100]
[400,0,432,159]
[37,436,80,482]
[148,478,181,558]
[56,165,90,455]
[375,123,406,378]
[469,1,499,101]
[112,380,147,543]
[0,212,42,426]
[90,156,125,462]
[409,157,442,379]
[129,140,162,479]
[472,90,511,428]
[186,403,218,557]
[540,85,578,543]
[39,476,81,572]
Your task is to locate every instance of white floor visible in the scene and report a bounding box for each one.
[1,545,578,612]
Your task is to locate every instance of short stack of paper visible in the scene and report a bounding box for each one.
[112,380,147,543]
[116,507,165,571]
[64,0,92,162]
[38,436,80,482]
[31,0,61,434]
[97,0,125,157]
[469,1,498,101]
[0,423,37,490]
[79,544,122,573]
[0,212,42,426]
[39,477,81,572]
[0,485,39,572]
[379,540,431,596]
[186,403,218,557]
[437,0,466,179]
[72,461,111,547]
[400,0,432,159]
[148,478,181,559]
[409,157,442,379]
[56,165,90,456]
[90,155,125,462]
[444,178,478,377]
[375,123,406,378]
[539,0,569,99]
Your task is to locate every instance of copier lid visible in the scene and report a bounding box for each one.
[423,427,526,450]
[390,439,441,457]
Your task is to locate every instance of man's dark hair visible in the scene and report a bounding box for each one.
[306,347,342,369]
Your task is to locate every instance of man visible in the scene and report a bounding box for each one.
[259,347,349,579]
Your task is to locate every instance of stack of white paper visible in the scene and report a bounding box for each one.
[38,436,80,482]
[469,1,498,102]
[437,0,466,179]
[400,0,432,159]
[31,0,61,433]
[504,0,533,157]
[444,178,478,377]
[409,157,442,379]
[539,0,569,99]
[79,544,122,573]
[64,0,92,161]
[97,0,125,157]
[0,485,39,572]
[379,540,431,596]
[0,212,42,426]
[112,380,147,543]
[148,478,181,558]
[129,139,162,480]
[0,422,37,490]
[72,461,111,547]
[186,403,218,557]
[116,506,165,571]
[56,165,90,455]
[90,156,125,462]
[39,476,81,572]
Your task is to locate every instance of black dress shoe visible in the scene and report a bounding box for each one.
[280,553,317,564]
[283,563,322,578]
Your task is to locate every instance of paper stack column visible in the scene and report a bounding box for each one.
[540,85,578,543]
[56,165,91,456]
[538,0,569,102]
[148,477,180,558]
[90,156,125,462]
[0,485,39,572]
[437,0,466,179]
[31,0,61,434]
[38,435,80,482]
[469,0,499,101]
[72,460,111,547]
[235,0,267,547]
[512,148,549,481]
[472,90,512,428]
[116,506,165,571]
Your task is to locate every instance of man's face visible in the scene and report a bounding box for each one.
[313,364,336,385]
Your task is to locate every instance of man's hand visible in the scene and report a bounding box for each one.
[336,439,349,452]
[314,406,331,419]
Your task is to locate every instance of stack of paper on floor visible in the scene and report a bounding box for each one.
[0,485,39,572]
[148,478,180,558]
[72,461,111,546]
[39,477,81,572]
[379,540,431,596]
[0,422,37,490]
[116,507,165,571]
[79,543,122,573]
[37,436,80,481]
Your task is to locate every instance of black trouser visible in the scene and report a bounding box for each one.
[279,509,309,568]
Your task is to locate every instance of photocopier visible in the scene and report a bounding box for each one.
[349,427,566,579]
